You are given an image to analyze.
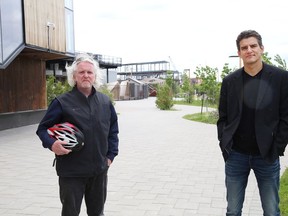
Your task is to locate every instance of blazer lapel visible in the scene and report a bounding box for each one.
[256,67,272,109]
[231,70,243,112]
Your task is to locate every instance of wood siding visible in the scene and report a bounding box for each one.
[24,0,66,52]
[0,56,46,113]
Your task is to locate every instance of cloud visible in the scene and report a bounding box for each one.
[74,0,288,71]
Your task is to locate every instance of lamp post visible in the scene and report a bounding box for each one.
[229,55,242,68]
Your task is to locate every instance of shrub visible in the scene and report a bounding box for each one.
[155,83,174,110]
[46,76,71,105]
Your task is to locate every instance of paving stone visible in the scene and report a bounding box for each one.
[0,97,287,215]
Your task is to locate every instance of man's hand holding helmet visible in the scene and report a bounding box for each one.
[51,140,72,155]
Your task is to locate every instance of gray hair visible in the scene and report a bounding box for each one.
[66,53,103,89]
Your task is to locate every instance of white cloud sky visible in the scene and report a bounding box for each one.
[73,0,288,72]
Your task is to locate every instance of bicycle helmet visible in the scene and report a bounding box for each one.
[47,122,84,151]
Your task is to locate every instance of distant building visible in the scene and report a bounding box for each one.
[46,53,122,84]
[107,78,149,101]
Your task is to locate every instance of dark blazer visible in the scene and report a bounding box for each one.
[217,63,288,163]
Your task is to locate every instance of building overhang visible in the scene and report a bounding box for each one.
[20,46,75,61]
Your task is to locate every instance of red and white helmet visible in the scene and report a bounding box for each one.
[47,122,84,151]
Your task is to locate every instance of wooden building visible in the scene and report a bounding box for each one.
[0,0,75,130]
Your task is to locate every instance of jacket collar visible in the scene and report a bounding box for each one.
[231,62,272,109]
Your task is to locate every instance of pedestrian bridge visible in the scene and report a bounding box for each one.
[46,54,180,83]
[115,60,179,80]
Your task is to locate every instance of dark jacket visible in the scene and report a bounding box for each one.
[36,87,119,177]
[217,63,288,163]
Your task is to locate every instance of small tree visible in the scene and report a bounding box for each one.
[274,54,287,70]
[221,63,235,80]
[155,83,174,110]
[194,65,219,106]
[262,52,273,65]
[181,72,194,103]
[155,71,174,110]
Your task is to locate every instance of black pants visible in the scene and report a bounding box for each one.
[59,170,108,216]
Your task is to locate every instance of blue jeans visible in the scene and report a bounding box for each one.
[225,151,280,216]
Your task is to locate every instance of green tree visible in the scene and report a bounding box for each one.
[165,71,174,88]
[155,83,174,110]
[262,52,273,65]
[274,54,287,70]
[194,65,220,105]
[221,63,234,80]
[181,72,194,103]
[155,72,174,110]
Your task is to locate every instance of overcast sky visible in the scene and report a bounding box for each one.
[73,0,288,72]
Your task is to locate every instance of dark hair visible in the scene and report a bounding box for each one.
[236,30,263,51]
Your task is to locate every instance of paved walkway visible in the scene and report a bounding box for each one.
[0,97,287,216]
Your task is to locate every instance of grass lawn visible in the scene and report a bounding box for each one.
[183,112,217,124]
[280,168,288,215]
